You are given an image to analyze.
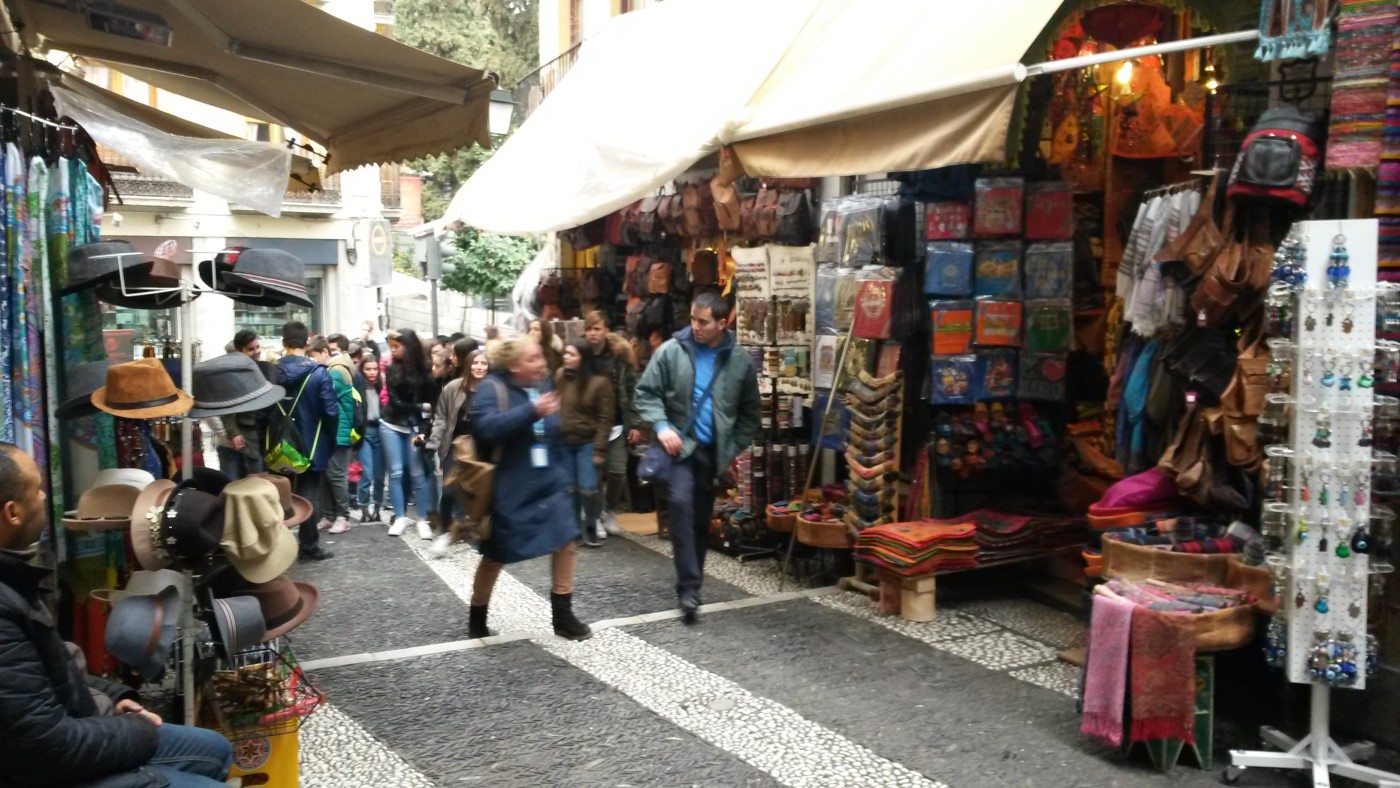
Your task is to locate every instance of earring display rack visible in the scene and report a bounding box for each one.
[1228,219,1400,787]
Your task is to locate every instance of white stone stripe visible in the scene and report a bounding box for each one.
[299,703,436,788]
[402,538,946,788]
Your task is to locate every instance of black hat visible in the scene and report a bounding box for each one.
[160,487,225,566]
[63,240,152,295]
[55,360,114,420]
[96,253,188,309]
[180,467,233,497]
[187,353,286,418]
[220,248,314,309]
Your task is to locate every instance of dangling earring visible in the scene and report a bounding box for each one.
[1314,570,1331,614]
[1313,410,1333,448]
[1329,231,1351,290]
[1322,355,1337,387]
[1343,301,1355,334]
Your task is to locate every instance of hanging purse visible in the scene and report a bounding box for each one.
[638,372,720,483]
[1219,320,1268,467]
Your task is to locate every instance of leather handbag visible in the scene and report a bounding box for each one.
[647,261,672,295]
[662,194,687,237]
[1154,172,1224,275]
[775,189,813,245]
[683,180,718,237]
[740,194,760,240]
[639,195,664,241]
[754,186,780,238]
[712,179,742,231]
[621,201,645,246]
[1220,320,1268,467]
[1189,210,1274,326]
[445,379,510,540]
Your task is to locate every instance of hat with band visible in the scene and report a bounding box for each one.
[187,353,286,418]
[91,359,193,420]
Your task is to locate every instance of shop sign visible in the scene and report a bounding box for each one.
[103,329,136,362]
[367,219,393,287]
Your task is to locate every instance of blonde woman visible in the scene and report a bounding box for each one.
[468,337,591,640]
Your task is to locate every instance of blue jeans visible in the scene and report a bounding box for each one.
[666,443,716,602]
[357,424,385,507]
[383,426,433,520]
[564,442,599,494]
[96,723,232,787]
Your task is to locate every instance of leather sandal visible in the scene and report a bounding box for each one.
[849,472,898,492]
[849,421,895,442]
[846,447,894,467]
[858,370,903,389]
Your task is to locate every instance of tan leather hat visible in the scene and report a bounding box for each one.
[91,359,192,419]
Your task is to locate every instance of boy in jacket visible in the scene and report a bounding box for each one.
[635,293,759,623]
[0,444,233,787]
[310,336,356,534]
[276,322,338,561]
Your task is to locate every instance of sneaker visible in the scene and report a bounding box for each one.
[388,517,411,536]
[348,507,364,522]
[429,532,452,558]
[315,517,332,531]
[595,522,608,540]
[600,512,622,536]
[416,520,433,540]
[298,547,334,561]
[328,517,351,534]
[581,533,601,548]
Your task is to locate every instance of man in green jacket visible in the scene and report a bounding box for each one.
[635,292,759,623]
[311,336,356,534]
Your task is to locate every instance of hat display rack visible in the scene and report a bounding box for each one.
[79,242,317,729]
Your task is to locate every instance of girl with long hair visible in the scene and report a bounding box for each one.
[382,328,438,539]
[556,338,614,548]
[426,343,488,557]
[353,354,387,523]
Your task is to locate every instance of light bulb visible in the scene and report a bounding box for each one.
[1116,60,1134,86]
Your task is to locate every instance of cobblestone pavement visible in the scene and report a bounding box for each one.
[284,517,1398,787]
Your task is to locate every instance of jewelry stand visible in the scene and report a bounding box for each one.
[1227,219,1400,787]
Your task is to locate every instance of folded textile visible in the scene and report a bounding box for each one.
[1129,608,1197,744]
[1082,593,1134,748]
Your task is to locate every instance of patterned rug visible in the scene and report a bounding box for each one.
[1326,0,1400,170]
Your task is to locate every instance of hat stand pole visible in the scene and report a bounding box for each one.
[178,279,196,725]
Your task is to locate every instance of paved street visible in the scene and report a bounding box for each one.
[286,521,1396,787]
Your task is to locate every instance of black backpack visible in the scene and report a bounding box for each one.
[264,375,317,474]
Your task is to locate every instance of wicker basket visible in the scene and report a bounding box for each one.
[1101,539,1273,652]
[796,517,852,549]
[766,505,798,533]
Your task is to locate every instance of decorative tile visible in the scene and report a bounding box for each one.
[1009,662,1082,699]
[949,597,1087,651]
[932,630,1059,672]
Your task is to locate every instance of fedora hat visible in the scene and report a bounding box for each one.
[62,240,152,295]
[219,248,315,309]
[209,595,267,658]
[55,360,115,420]
[250,472,312,526]
[183,467,232,497]
[187,353,286,418]
[95,255,189,310]
[105,585,180,680]
[195,245,245,291]
[220,477,298,584]
[160,487,225,565]
[91,359,193,419]
[131,479,178,570]
[62,484,145,532]
[90,568,186,606]
[92,468,157,489]
[232,574,318,641]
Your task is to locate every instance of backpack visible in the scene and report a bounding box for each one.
[1226,107,1325,209]
[349,383,367,447]
[536,268,562,305]
[579,268,601,305]
[661,194,687,237]
[753,186,781,238]
[640,296,669,334]
[639,195,664,242]
[740,194,760,241]
[712,179,742,231]
[265,375,318,475]
[775,190,813,245]
[625,296,645,334]
[683,180,717,236]
[690,249,719,286]
[647,261,672,295]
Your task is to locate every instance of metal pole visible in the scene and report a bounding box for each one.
[779,322,857,591]
[178,280,195,725]
[430,278,440,337]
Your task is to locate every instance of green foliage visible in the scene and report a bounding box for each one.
[395,0,537,221]
[392,249,422,279]
[440,227,537,296]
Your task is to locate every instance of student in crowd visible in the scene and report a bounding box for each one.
[382,328,438,541]
[354,354,387,524]
[308,336,356,535]
[556,338,614,548]
[275,321,338,561]
[426,343,488,558]
[582,310,643,540]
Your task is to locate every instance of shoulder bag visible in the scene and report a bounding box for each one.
[637,362,722,483]
[446,378,510,540]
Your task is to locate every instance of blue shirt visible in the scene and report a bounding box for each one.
[691,345,719,446]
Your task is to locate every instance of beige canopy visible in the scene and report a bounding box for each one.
[9,0,497,173]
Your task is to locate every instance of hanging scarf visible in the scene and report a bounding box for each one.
[24,156,49,513]
[7,144,30,455]
[1379,26,1400,267]
[0,148,11,444]
[1256,0,1334,61]
[1325,0,1400,169]
[1081,593,1134,747]
[1128,607,1197,743]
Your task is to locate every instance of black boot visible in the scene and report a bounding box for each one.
[581,492,602,547]
[550,593,593,641]
[468,604,495,639]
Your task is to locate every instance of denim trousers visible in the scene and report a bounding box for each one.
[357,424,385,507]
[89,723,234,787]
[382,426,433,520]
[665,443,716,601]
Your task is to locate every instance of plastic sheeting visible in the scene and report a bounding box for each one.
[51,85,292,218]
[445,0,1062,235]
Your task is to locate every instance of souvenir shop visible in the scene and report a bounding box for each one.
[521,0,1400,780]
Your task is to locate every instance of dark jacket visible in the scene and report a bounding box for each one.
[326,354,356,447]
[555,368,614,458]
[471,373,575,564]
[635,327,760,469]
[590,334,642,432]
[427,378,475,465]
[0,551,161,787]
[383,362,437,435]
[275,355,339,473]
[354,373,382,426]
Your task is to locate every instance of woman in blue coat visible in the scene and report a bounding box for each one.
[468,336,591,641]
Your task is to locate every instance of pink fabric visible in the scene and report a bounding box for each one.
[1099,468,1180,509]
[1081,593,1134,747]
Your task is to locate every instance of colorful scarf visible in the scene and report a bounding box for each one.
[24,157,48,519]
[1379,26,1400,267]
[1129,608,1197,743]
[1326,0,1400,169]
[7,144,31,456]
[1081,593,1135,747]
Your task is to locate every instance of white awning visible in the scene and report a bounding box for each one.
[446,0,1064,235]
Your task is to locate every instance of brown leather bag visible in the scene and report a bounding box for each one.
[639,195,664,241]
[661,194,686,237]
[1155,173,1224,275]
[623,255,645,297]
[682,182,717,237]
[775,189,813,245]
[712,179,742,232]
[647,261,672,295]
[1189,209,1274,326]
[1220,321,1268,467]
[691,249,718,286]
[740,194,760,240]
[754,186,780,238]
[761,177,818,189]
[621,201,645,246]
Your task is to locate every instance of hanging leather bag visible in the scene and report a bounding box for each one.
[1154,172,1224,275]
[775,189,814,245]
[1219,320,1268,467]
[754,186,781,238]
[621,201,645,246]
[639,195,664,241]
[1226,106,1325,209]
[712,179,742,231]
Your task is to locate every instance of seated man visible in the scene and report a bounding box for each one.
[0,443,233,787]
